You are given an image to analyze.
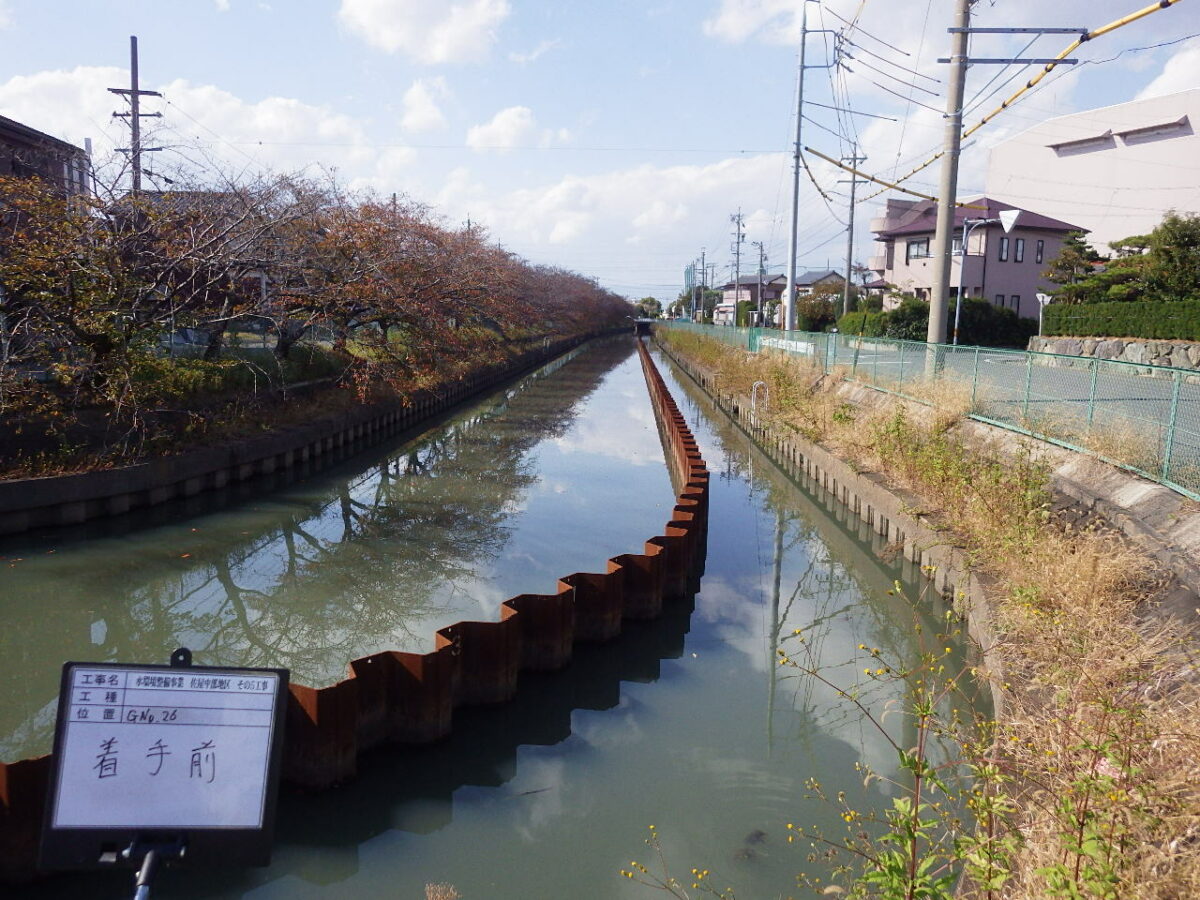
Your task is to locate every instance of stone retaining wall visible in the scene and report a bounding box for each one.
[1029,335,1200,370]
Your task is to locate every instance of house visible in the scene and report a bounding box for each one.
[867,197,1085,320]
[0,113,91,196]
[791,268,845,297]
[986,89,1200,254]
[720,274,783,310]
[719,269,845,306]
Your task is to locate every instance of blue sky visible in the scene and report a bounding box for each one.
[0,0,1197,302]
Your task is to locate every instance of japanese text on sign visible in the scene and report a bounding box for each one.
[51,665,281,830]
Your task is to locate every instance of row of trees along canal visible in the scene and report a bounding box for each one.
[0,168,633,473]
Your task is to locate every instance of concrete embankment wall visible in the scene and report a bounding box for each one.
[653,336,1007,701]
[656,330,1200,729]
[0,332,620,537]
[0,337,710,883]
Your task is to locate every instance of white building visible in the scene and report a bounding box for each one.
[986,89,1200,253]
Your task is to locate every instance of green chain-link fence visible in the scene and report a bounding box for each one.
[659,321,1200,501]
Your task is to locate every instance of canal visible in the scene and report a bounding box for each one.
[3,335,972,898]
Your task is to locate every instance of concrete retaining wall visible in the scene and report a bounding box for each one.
[653,337,1006,711]
[0,337,710,883]
[0,334,617,537]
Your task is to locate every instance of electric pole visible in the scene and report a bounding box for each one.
[838,145,867,318]
[752,240,767,326]
[109,36,162,195]
[700,247,707,321]
[927,0,972,344]
[927,4,1087,345]
[784,1,836,333]
[730,209,745,325]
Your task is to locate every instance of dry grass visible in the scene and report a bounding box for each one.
[425,884,461,900]
[659,328,1200,898]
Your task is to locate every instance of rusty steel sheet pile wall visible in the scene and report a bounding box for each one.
[0,337,709,883]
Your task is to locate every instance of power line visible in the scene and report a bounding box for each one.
[841,53,942,96]
[838,34,941,83]
[822,4,912,56]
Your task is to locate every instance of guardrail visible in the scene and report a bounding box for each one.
[659,321,1200,502]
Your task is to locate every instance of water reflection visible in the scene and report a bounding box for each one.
[6,344,982,900]
[0,338,673,762]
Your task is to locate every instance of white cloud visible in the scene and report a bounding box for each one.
[0,1,11,29]
[401,77,449,133]
[214,0,231,11]
[438,153,785,250]
[337,0,511,64]
[0,66,125,152]
[702,0,805,45]
[466,105,568,151]
[508,39,560,65]
[1136,39,1200,101]
[0,67,416,192]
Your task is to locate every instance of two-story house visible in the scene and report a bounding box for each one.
[0,113,91,196]
[868,197,1085,320]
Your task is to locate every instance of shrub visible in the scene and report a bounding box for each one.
[1043,299,1200,339]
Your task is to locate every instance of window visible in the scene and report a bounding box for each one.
[998,237,1010,262]
[906,238,930,263]
[952,235,963,255]
[1011,295,1021,313]
[995,294,1005,307]
[1015,238,1025,263]
[1036,240,1045,264]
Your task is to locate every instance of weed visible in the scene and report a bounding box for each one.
[651,329,1200,898]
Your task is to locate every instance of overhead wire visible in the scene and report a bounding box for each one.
[842,53,942,96]
[891,0,935,180]
[822,4,911,56]
[838,35,941,83]
[961,35,1039,117]
[856,0,1190,205]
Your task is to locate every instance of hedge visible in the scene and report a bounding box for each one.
[837,298,1036,348]
[1043,299,1200,340]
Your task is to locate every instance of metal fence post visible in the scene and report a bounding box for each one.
[897,341,905,389]
[971,347,980,408]
[1162,370,1182,482]
[1086,358,1099,430]
[1022,353,1033,422]
[828,332,837,373]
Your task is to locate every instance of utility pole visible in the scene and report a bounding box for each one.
[730,209,745,325]
[927,0,972,345]
[752,241,767,326]
[784,3,810,334]
[700,247,707,322]
[838,145,867,318]
[109,36,162,195]
[926,7,1085,345]
[784,2,836,333]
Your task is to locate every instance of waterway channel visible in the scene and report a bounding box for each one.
[3,336,974,898]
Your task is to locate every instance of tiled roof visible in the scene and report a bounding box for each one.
[874,197,1085,238]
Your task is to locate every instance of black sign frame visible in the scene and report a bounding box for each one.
[39,653,288,873]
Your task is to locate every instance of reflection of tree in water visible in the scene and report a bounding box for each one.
[0,339,637,760]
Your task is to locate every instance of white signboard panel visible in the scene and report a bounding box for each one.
[50,665,282,830]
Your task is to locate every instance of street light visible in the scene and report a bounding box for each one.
[952,208,1019,345]
[1036,292,1052,337]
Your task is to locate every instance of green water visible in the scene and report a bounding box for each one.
[5,340,979,898]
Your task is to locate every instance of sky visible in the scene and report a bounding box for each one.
[0,0,1197,303]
